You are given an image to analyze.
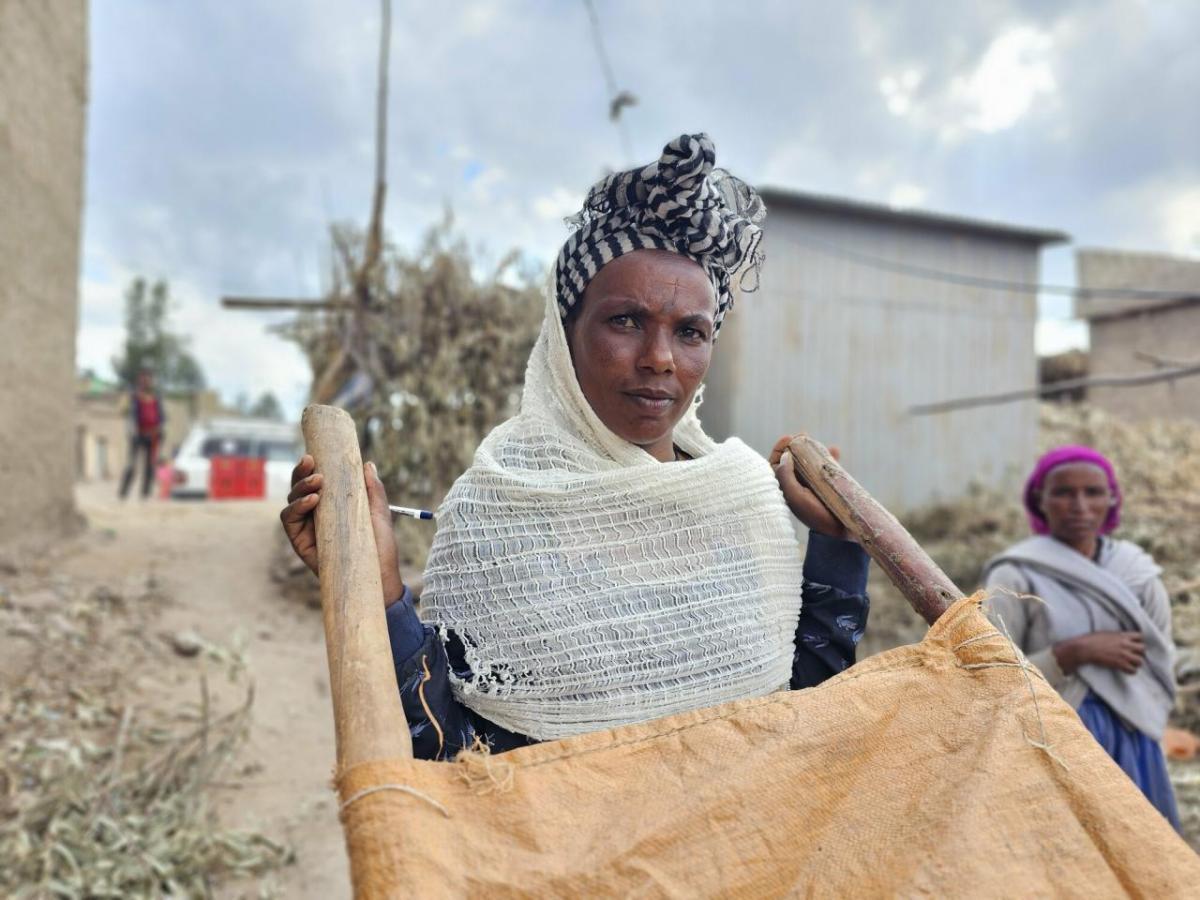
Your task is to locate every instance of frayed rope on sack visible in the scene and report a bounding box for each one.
[961,592,1070,772]
[455,737,516,795]
[339,784,450,818]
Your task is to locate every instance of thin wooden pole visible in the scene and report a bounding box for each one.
[221,296,351,311]
[909,363,1200,415]
[361,0,391,282]
[788,435,962,626]
[302,404,411,765]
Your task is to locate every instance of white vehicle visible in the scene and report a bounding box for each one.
[170,417,300,501]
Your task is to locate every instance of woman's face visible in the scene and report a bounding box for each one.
[565,250,716,462]
[1038,462,1113,544]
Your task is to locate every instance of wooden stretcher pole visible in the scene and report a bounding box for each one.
[788,434,962,626]
[302,404,412,766]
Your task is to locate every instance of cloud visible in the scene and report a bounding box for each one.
[879,68,924,118]
[76,250,312,418]
[1157,185,1200,256]
[168,279,312,419]
[888,183,927,208]
[458,2,500,37]
[874,23,1058,145]
[76,324,126,378]
[1095,173,1200,256]
[77,0,1199,417]
[531,187,579,223]
[1036,318,1089,356]
[951,26,1057,135]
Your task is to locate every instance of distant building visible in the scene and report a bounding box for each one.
[703,188,1066,514]
[1075,248,1200,422]
[0,1,88,543]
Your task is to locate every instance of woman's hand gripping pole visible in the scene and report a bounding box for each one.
[787,434,962,627]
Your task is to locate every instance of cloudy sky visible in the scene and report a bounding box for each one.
[78,0,1200,418]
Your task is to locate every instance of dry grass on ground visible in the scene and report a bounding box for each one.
[0,555,291,897]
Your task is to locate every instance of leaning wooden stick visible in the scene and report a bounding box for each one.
[788,434,962,626]
[302,404,412,766]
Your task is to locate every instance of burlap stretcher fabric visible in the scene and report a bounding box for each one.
[336,598,1200,898]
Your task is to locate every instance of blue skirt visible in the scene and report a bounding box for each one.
[1078,691,1181,832]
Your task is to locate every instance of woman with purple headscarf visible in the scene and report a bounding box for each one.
[984,446,1180,829]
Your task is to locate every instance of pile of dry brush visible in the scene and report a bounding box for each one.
[278,220,543,573]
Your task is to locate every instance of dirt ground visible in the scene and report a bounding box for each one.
[56,483,348,898]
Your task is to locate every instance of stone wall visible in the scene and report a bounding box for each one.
[0,1,89,543]
[1090,305,1200,422]
[1077,248,1200,423]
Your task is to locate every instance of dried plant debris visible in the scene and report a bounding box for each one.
[276,219,543,571]
[0,571,290,897]
[0,687,290,897]
[1170,762,1200,852]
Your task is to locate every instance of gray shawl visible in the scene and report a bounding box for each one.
[984,535,1175,739]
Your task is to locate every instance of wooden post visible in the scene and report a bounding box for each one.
[788,434,962,626]
[302,404,412,765]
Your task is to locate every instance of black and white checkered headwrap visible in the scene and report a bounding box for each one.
[554,133,765,335]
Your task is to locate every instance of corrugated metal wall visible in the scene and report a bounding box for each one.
[702,206,1040,513]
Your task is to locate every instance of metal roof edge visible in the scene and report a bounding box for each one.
[757,186,1069,246]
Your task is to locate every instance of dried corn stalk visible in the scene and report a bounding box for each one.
[277,220,542,568]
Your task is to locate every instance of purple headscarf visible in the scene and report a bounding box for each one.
[1023,445,1122,535]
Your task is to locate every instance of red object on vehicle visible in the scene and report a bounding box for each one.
[209,456,267,499]
[242,458,266,498]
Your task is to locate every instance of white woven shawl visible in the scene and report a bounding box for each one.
[419,290,805,740]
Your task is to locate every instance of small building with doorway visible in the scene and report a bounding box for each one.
[702,188,1066,514]
[1075,248,1200,422]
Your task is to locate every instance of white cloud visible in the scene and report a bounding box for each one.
[878,67,923,117]
[888,183,927,208]
[531,187,578,222]
[77,248,312,418]
[1036,318,1089,356]
[1099,174,1200,256]
[872,24,1059,145]
[76,0,1200,418]
[458,2,499,37]
[468,164,508,203]
[76,324,126,378]
[759,140,849,195]
[951,26,1057,134]
[168,278,312,420]
[1158,186,1200,256]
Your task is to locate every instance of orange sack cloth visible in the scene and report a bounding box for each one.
[335,598,1200,898]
